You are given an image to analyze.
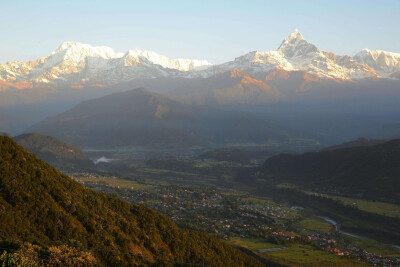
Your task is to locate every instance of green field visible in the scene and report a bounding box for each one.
[262,244,367,266]
[282,186,400,219]
[131,166,229,186]
[343,235,400,258]
[228,237,280,250]
[299,217,333,233]
[329,196,400,218]
[239,196,268,204]
[228,238,367,266]
[75,176,148,190]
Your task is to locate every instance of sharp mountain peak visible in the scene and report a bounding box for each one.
[285,29,304,42]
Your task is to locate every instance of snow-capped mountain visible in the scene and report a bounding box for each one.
[0,30,399,90]
[200,30,379,80]
[0,41,212,88]
[0,42,123,86]
[124,49,211,71]
[354,49,400,78]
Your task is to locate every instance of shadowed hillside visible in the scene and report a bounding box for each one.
[261,139,400,201]
[29,87,291,150]
[323,137,389,151]
[13,133,94,170]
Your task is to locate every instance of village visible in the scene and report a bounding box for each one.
[71,172,400,266]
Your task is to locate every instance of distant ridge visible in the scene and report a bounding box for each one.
[323,137,389,151]
[261,139,400,201]
[0,132,12,137]
[13,133,94,170]
[29,87,292,150]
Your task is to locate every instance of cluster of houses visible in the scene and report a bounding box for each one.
[309,233,399,265]
[70,171,399,266]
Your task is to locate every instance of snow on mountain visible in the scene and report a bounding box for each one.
[124,49,211,71]
[0,31,399,90]
[354,49,400,77]
[0,42,122,85]
[0,42,212,88]
[56,41,123,59]
[198,29,379,81]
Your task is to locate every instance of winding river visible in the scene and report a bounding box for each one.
[320,216,400,251]
[320,216,364,238]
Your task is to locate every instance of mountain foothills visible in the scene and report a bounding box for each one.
[0,137,264,266]
[260,138,400,202]
[12,133,94,170]
[29,87,291,150]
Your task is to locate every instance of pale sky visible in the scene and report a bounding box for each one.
[1,0,399,64]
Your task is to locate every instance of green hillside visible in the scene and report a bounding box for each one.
[13,133,94,170]
[0,137,263,266]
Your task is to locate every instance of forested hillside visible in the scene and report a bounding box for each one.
[262,139,400,201]
[0,137,263,266]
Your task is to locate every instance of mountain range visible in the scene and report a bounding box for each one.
[1,30,400,146]
[1,30,400,91]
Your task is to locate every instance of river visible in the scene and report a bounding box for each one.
[320,216,400,251]
[320,216,365,238]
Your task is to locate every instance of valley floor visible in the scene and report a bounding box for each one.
[69,170,400,266]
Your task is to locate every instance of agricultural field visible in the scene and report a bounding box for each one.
[298,217,334,233]
[228,237,281,250]
[261,244,368,266]
[328,195,400,218]
[343,235,400,258]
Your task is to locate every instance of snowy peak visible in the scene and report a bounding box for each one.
[53,42,212,71]
[55,41,92,52]
[207,30,380,81]
[0,42,213,87]
[277,29,319,58]
[55,41,122,59]
[285,29,304,42]
[124,49,212,71]
[354,48,400,75]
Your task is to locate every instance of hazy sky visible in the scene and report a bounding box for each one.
[1,0,399,64]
